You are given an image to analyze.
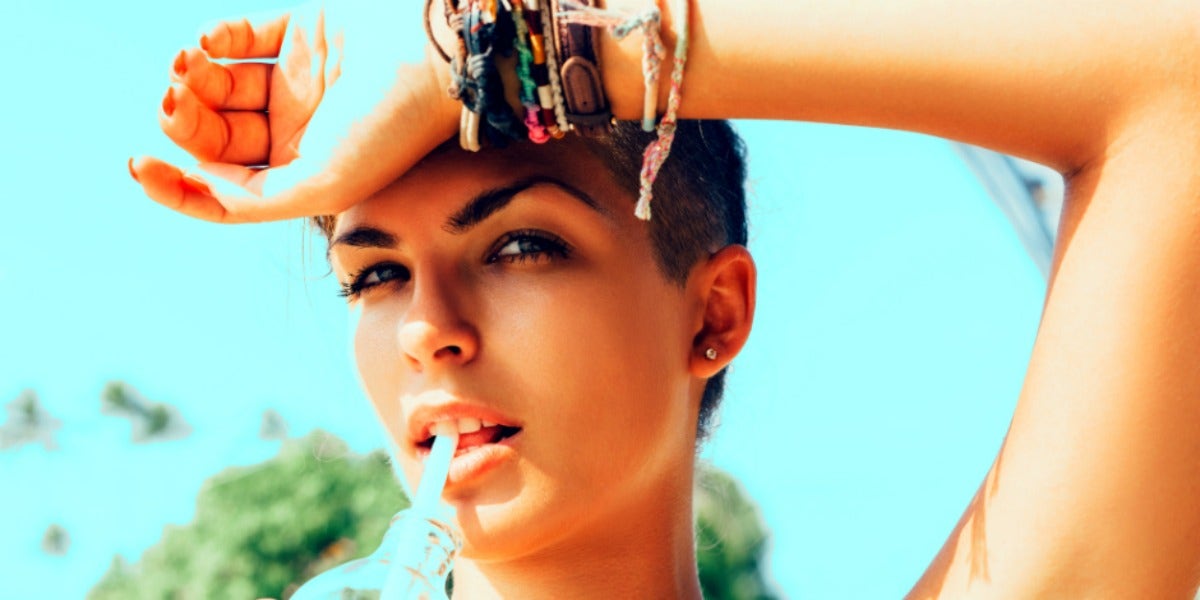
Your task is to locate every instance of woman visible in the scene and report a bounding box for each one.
[131,1,1200,597]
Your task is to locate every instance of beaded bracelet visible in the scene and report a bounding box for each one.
[520,0,566,139]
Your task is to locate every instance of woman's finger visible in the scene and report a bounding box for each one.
[159,83,270,165]
[130,157,285,224]
[172,48,272,111]
[199,11,290,59]
[130,155,347,224]
[129,156,233,223]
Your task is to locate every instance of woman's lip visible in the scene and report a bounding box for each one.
[418,431,521,487]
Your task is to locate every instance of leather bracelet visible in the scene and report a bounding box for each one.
[551,0,613,137]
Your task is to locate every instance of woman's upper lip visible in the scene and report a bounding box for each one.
[406,400,522,446]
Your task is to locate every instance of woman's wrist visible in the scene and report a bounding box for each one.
[597,0,679,122]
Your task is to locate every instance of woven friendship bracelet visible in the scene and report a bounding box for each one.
[556,0,686,219]
[510,1,550,143]
[635,0,688,220]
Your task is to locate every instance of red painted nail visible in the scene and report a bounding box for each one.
[162,88,175,117]
[199,34,210,53]
[173,51,187,77]
[127,158,140,183]
[180,175,211,196]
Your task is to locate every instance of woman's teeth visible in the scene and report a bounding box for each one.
[432,418,500,436]
[422,418,520,449]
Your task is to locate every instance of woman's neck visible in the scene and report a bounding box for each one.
[449,474,702,599]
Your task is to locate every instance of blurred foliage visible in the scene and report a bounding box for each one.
[90,431,777,599]
[259,408,290,441]
[100,381,192,443]
[696,465,777,599]
[0,389,62,451]
[90,430,405,600]
[41,523,70,556]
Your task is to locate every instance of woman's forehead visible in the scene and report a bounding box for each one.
[335,140,631,232]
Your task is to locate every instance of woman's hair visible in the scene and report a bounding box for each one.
[581,121,749,443]
[312,120,749,443]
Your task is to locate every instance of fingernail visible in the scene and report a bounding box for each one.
[127,158,140,183]
[180,175,211,196]
[173,51,187,78]
[162,87,175,117]
[199,34,210,53]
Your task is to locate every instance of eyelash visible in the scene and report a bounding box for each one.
[487,229,572,265]
[339,262,410,299]
[338,230,572,299]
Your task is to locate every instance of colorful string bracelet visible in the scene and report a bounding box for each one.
[510,1,551,143]
[635,0,689,220]
[556,0,687,219]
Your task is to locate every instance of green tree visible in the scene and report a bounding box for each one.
[41,523,71,556]
[0,389,62,452]
[695,464,778,599]
[101,381,192,443]
[90,430,405,600]
[91,431,777,599]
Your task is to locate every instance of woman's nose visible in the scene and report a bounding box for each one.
[397,279,479,371]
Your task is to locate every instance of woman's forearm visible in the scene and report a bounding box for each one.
[601,0,1200,172]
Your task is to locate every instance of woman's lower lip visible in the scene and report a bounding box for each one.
[431,434,519,487]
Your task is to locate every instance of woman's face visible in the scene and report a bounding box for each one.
[329,141,703,560]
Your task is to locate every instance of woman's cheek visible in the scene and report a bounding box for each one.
[352,306,405,431]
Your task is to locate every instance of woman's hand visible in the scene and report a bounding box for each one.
[130,1,459,223]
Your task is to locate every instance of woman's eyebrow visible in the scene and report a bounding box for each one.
[329,176,609,258]
[444,176,610,234]
[327,226,398,258]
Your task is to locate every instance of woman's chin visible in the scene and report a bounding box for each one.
[450,500,545,561]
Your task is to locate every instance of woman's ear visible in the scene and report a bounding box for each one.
[688,245,756,378]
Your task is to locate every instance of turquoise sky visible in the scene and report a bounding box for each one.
[0,1,1046,597]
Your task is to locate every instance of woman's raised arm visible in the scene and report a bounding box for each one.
[605,2,1200,596]
[602,0,1198,172]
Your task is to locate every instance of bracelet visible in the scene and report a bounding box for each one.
[521,0,567,139]
[635,0,688,219]
[556,0,664,133]
[539,1,572,134]
[434,0,690,221]
[511,1,551,143]
[426,0,454,63]
[551,0,614,137]
[471,1,527,147]
[555,0,687,219]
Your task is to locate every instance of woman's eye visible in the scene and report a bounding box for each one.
[489,231,571,264]
[339,263,410,298]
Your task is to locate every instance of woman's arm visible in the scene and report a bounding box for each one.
[603,0,1199,173]
[602,1,1200,596]
[136,4,1200,593]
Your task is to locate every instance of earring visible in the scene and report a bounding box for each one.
[704,347,718,360]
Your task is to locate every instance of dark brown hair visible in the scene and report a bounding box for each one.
[582,121,749,442]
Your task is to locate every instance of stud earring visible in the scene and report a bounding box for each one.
[704,347,718,360]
